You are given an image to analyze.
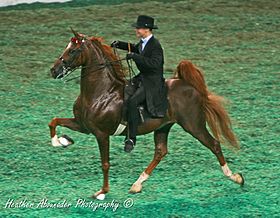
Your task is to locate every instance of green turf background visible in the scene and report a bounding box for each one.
[0,0,279,217]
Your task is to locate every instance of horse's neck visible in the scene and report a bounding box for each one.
[79,43,123,101]
[80,68,122,99]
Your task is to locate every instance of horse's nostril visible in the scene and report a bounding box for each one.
[50,67,56,77]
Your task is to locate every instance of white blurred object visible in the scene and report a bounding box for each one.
[58,136,71,147]
[96,194,105,201]
[0,0,71,7]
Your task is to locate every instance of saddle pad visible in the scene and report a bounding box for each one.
[112,123,127,136]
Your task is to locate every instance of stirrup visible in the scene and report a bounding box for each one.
[124,139,135,153]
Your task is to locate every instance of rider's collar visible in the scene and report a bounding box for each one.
[141,34,153,44]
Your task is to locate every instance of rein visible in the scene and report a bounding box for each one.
[126,42,136,85]
[61,57,127,83]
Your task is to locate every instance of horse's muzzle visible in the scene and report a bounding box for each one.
[50,65,64,79]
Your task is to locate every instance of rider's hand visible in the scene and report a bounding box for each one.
[126,53,134,60]
[110,40,119,47]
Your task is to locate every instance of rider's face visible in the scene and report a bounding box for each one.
[135,28,152,38]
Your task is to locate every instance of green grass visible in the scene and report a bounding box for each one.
[0,0,279,217]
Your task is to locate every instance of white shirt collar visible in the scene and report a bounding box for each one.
[141,34,153,45]
[141,34,153,50]
[141,34,153,44]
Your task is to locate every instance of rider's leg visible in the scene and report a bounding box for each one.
[125,85,145,151]
[123,81,137,121]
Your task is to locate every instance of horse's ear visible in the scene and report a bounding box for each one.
[70,27,81,39]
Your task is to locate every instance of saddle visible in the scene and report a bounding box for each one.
[112,97,151,136]
[122,79,154,124]
[122,101,152,124]
[112,81,163,136]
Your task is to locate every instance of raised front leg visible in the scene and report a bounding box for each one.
[92,133,110,200]
[48,117,84,147]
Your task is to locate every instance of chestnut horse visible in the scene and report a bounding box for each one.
[49,30,244,200]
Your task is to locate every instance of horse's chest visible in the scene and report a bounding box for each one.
[75,94,123,132]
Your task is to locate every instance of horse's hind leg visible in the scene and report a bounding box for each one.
[48,118,85,147]
[129,124,173,193]
[179,118,244,185]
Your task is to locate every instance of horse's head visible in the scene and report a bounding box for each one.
[50,28,87,79]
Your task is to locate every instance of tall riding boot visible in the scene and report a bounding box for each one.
[124,120,137,153]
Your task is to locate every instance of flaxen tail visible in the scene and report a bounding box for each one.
[174,60,239,149]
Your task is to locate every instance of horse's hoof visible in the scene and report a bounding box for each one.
[232,173,245,186]
[238,173,245,186]
[96,193,106,200]
[92,190,106,200]
[129,183,142,194]
[59,134,74,147]
[51,135,63,147]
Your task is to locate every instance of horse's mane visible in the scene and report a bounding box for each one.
[89,36,127,83]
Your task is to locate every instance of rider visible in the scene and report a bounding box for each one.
[111,15,168,152]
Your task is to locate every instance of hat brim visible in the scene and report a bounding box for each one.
[131,23,158,29]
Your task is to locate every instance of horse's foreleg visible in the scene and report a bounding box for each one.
[129,124,172,193]
[92,133,110,200]
[48,118,83,147]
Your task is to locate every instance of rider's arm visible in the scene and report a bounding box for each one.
[111,40,139,53]
[129,44,163,71]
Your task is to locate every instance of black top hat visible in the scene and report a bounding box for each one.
[132,15,158,29]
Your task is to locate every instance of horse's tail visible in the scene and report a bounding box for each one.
[174,60,239,149]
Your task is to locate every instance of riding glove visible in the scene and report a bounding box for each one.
[126,53,135,60]
[110,40,119,47]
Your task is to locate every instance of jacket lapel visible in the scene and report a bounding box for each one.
[141,36,154,55]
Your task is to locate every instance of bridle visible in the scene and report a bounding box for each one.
[57,37,127,83]
[59,57,127,83]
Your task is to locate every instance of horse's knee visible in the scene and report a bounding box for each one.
[48,117,57,128]
[102,162,110,171]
